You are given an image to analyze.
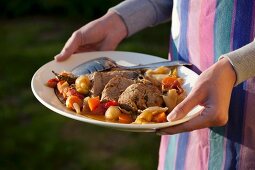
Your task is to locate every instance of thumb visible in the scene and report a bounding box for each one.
[55,31,82,61]
[168,92,202,121]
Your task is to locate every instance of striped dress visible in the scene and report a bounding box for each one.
[158,0,255,170]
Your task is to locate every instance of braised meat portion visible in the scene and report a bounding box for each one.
[101,76,135,102]
[90,70,140,97]
[118,82,163,113]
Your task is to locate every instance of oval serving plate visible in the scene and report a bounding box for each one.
[31,51,201,132]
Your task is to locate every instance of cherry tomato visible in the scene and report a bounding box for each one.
[92,103,107,115]
[46,78,59,88]
[104,100,118,109]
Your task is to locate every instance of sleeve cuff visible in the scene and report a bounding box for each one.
[222,41,255,86]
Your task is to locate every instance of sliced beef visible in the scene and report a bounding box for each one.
[90,70,140,97]
[118,82,163,114]
[101,76,135,102]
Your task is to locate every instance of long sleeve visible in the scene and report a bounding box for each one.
[109,0,172,36]
[224,41,255,85]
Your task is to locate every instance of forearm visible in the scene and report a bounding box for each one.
[223,41,255,85]
[109,0,172,36]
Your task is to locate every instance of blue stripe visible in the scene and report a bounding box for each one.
[164,135,178,170]
[173,3,190,168]
[213,0,234,62]
[233,0,254,49]
[224,84,246,169]
[223,1,254,168]
[177,0,190,62]
[209,126,225,170]
[169,36,179,61]
[175,132,189,170]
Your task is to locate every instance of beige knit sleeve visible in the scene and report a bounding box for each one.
[224,41,255,85]
[108,0,172,36]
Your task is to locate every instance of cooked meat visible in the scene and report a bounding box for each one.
[118,82,163,114]
[101,76,135,102]
[90,70,140,97]
[144,75,162,90]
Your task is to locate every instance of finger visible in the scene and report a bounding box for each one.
[55,31,82,61]
[75,43,100,52]
[168,91,204,122]
[157,108,209,135]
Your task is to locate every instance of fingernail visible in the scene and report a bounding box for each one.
[54,54,60,60]
[54,54,65,62]
[168,113,177,121]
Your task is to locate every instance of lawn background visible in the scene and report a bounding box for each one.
[1,1,170,169]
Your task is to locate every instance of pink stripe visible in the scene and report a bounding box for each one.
[158,135,169,170]
[199,0,216,71]
[187,0,202,68]
[238,145,255,170]
[184,129,210,170]
[168,42,173,61]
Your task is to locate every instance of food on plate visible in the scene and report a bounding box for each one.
[46,65,186,124]
[134,106,168,124]
[118,82,163,113]
[105,106,122,120]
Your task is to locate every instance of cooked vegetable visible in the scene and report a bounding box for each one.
[87,96,100,111]
[52,70,76,84]
[57,81,69,94]
[171,80,184,94]
[149,74,169,82]
[163,89,178,112]
[151,112,167,123]
[162,76,177,88]
[105,106,121,120]
[153,66,171,74]
[171,67,178,77]
[92,103,106,115]
[134,106,168,124]
[104,100,118,109]
[119,114,133,124]
[82,97,90,112]
[66,95,83,114]
[63,87,84,100]
[75,75,90,94]
[134,111,153,124]
[140,106,168,114]
[46,78,59,88]
[146,66,170,75]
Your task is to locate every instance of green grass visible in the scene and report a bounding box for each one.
[0,16,170,170]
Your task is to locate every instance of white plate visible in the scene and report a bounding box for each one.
[31,51,202,132]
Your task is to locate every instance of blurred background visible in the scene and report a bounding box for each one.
[1,0,170,169]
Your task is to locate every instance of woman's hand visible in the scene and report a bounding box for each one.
[157,57,237,135]
[54,11,127,61]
